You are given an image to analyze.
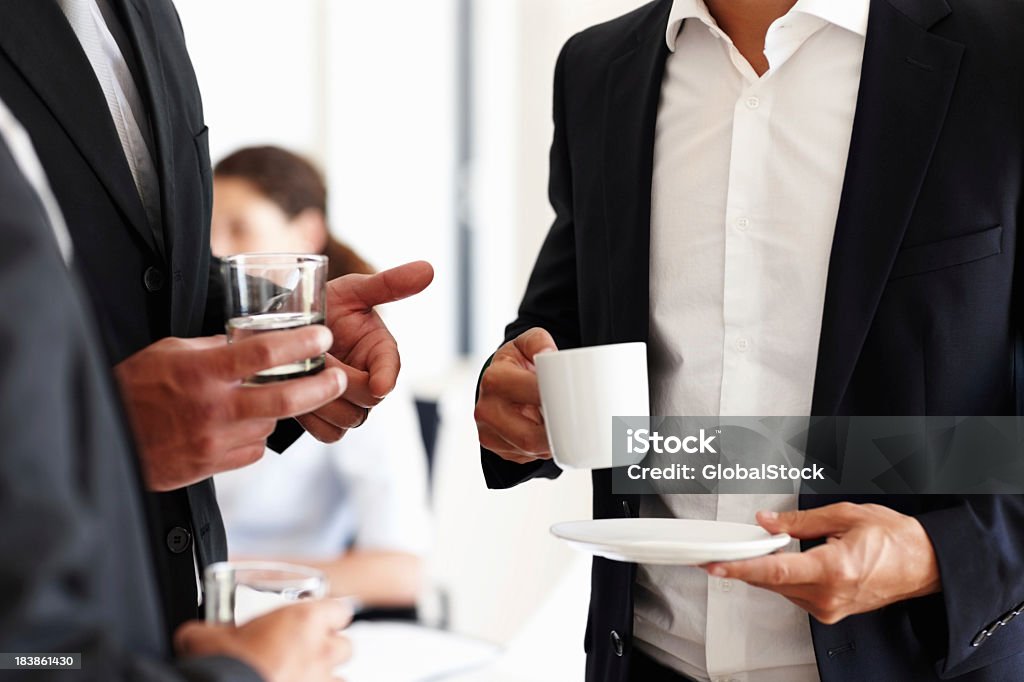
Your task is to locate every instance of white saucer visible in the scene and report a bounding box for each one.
[550,518,792,565]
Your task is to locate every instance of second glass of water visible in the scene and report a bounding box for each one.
[204,561,328,626]
[221,254,328,384]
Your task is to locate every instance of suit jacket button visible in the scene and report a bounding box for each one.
[166,526,192,554]
[610,630,624,657]
[144,266,165,293]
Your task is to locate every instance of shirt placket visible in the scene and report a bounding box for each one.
[706,61,773,681]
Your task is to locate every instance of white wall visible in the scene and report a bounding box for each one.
[174,0,328,166]
[469,0,649,353]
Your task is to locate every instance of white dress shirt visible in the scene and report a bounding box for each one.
[215,387,431,561]
[635,1,868,680]
[58,0,163,241]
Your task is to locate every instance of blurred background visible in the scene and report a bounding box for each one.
[174,1,645,679]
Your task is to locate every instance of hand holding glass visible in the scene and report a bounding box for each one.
[222,254,328,383]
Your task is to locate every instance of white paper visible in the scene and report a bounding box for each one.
[334,622,501,682]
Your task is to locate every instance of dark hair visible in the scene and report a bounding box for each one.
[214,146,374,279]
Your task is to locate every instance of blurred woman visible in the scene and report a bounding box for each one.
[211,146,430,614]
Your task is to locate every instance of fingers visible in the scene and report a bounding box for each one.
[330,260,434,311]
[210,325,334,381]
[233,368,347,419]
[309,398,369,431]
[173,621,207,656]
[756,503,861,539]
[329,355,380,407]
[307,598,353,631]
[363,327,401,399]
[175,335,229,351]
[510,328,558,364]
[475,399,550,455]
[327,633,353,668]
[476,342,550,462]
[477,419,552,463]
[219,441,269,472]
[480,361,542,405]
[705,548,829,587]
[296,413,347,444]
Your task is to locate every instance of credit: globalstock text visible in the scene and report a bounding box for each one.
[623,428,825,482]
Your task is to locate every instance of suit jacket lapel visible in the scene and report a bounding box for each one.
[810,0,963,416]
[116,0,177,259]
[0,0,155,255]
[602,1,672,344]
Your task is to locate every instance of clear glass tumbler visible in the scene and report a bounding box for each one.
[221,253,328,384]
[204,561,329,626]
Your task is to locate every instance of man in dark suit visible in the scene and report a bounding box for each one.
[0,0,432,633]
[475,0,1024,680]
[0,101,352,681]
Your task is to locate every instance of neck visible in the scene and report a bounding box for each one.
[705,0,798,76]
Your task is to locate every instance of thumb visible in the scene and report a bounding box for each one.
[512,328,559,364]
[756,504,859,539]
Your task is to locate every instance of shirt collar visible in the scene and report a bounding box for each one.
[665,0,714,51]
[665,0,870,52]
[792,0,870,38]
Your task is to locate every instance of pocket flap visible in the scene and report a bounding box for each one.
[890,225,1003,280]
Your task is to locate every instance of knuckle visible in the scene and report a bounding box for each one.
[291,602,318,627]
[826,556,856,584]
[834,501,859,517]
[816,598,844,623]
[256,419,277,439]
[473,401,493,427]
[247,343,276,372]
[275,392,299,416]
[239,445,264,466]
[816,608,841,625]
[194,434,218,459]
[479,368,502,395]
[319,429,344,444]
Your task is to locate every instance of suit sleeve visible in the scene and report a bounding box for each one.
[479,36,583,490]
[0,150,262,682]
[911,185,1024,674]
[915,497,1024,676]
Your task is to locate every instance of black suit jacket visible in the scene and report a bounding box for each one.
[0,132,260,681]
[0,0,302,633]
[482,1,1024,680]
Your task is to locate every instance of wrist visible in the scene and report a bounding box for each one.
[905,517,942,598]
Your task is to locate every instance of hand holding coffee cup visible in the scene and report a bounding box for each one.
[475,328,557,464]
[475,328,650,469]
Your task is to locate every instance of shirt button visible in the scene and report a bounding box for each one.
[166,526,192,554]
[609,630,624,657]
[745,96,761,109]
[143,266,165,293]
[735,338,751,353]
[720,578,733,592]
[735,217,751,231]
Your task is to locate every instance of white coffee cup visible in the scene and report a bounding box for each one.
[534,342,650,470]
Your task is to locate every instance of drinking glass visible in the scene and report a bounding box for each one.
[221,254,328,384]
[204,561,328,626]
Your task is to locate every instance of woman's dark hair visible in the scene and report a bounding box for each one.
[214,146,374,279]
